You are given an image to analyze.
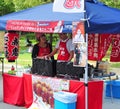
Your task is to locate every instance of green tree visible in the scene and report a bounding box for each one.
[0,0,15,15]
[1,0,53,15]
[12,0,53,11]
[100,0,120,9]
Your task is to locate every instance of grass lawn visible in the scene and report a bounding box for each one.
[2,52,32,67]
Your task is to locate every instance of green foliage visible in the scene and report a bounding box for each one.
[19,32,36,53]
[0,0,53,15]
[0,0,15,15]
[110,62,120,68]
[100,0,120,9]
[11,0,52,11]
[13,0,26,11]
[8,70,16,75]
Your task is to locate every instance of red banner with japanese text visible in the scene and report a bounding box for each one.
[110,34,120,62]
[4,31,19,62]
[6,20,64,33]
[88,34,112,61]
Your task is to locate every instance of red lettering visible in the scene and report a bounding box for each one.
[64,0,81,9]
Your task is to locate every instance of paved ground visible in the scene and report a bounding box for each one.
[0,64,120,109]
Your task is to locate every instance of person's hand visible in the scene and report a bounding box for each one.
[36,56,41,59]
[44,55,50,60]
[66,61,72,65]
[36,56,45,59]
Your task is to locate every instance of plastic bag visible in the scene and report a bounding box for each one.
[53,91,77,103]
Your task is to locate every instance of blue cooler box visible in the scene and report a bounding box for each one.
[53,91,77,109]
[106,80,120,98]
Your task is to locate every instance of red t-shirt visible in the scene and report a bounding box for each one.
[38,45,51,57]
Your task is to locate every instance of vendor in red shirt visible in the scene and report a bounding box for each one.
[46,33,74,62]
[31,33,53,60]
[31,33,54,76]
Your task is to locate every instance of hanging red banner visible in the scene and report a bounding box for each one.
[110,34,120,62]
[4,31,19,62]
[88,34,112,61]
[88,34,100,60]
[6,20,64,33]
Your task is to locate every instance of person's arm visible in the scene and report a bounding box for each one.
[48,43,54,60]
[45,40,60,59]
[46,48,58,58]
[67,39,74,62]
[67,50,74,62]
[31,44,38,59]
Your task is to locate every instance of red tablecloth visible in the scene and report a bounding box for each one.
[69,80,103,109]
[3,73,33,107]
[23,73,33,108]
[3,73,103,109]
[3,73,25,106]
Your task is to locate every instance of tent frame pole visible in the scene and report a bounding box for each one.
[84,34,88,109]
[83,1,88,109]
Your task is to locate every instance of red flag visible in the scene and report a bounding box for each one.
[110,34,120,62]
[88,34,112,61]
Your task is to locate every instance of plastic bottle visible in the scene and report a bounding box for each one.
[11,65,15,71]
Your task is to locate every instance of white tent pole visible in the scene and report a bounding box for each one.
[84,0,88,109]
[84,33,88,109]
